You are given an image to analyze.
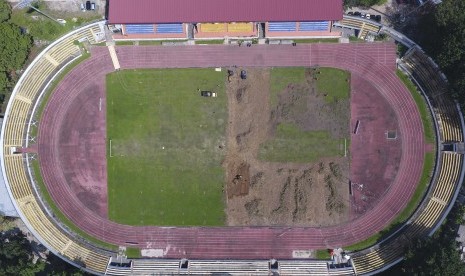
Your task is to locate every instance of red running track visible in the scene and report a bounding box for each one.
[37,43,424,259]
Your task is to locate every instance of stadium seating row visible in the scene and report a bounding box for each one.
[105,259,355,275]
[1,22,110,274]
[126,24,184,34]
[157,24,184,34]
[268,22,297,32]
[299,21,329,32]
[402,48,463,142]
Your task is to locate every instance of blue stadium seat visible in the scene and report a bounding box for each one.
[299,21,329,32]
[268,22,297,32]
[156,24,183,34]
[126,24,154,34]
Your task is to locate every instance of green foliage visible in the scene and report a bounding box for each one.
[413,0,465,106]
[0,0,11,23]
[38,253,88,276]
[400,204,465,276]
[0,230,45,275]
[0,216,16,232]
[0,71,8,94]
[344,0,387,8]
[0,23,32,72]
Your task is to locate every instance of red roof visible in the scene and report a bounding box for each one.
[108,0,343,24]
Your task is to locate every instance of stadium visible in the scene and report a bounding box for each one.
[0,0,464,275]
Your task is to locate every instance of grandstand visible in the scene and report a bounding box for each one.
[108,0,342,40]
[0,22,109,275]
[104,259,355,275]
[333,16,381,40]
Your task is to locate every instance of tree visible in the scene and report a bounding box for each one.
[0,23,32,73]
[402,237,465,276]
[0,0,11,23]
[343,0,387,8]
[0,230,45,275]
[411,0,465,107]
[0,71,8,95]
[38,253,88,276]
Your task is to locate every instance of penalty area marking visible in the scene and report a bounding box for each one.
[99,98,102,112]
[109,139,113,157]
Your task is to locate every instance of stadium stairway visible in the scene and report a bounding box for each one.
[333,16,381,40]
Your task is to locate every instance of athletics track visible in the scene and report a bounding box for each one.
[36,43,425,259]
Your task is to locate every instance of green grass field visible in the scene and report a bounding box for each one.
[258,124,346,162]
[262,67,350,163]
[270,67,306,106]
[106,69,226,226]
[316,68,351,103]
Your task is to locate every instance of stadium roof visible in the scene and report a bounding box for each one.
[108,0,343,24]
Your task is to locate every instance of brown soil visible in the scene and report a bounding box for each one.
[224,68,350,227]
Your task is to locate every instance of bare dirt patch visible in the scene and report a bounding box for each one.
[224,68,350,227]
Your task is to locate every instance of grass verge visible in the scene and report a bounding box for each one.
[315,249,331,259]
[125,247,141,258]
[292,38,339,43]
[345,151,435,251]
[396,70,435,143]
[107,68,226,226]
[115,41,134,46]
[195,40,224,44]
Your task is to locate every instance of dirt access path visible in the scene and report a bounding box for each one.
[224,68,350,227]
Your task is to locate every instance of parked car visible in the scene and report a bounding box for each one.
[370,14,376,20]
[375,15,382,22]
[80,3,85,10]
[365,13,371,19]
[360,13,366,18]
[347,12,354,15]
[200,91,217,97]
[85,1,91,10]
[354,11,361,16]
[240,70,247,80]
[90,2,95,10]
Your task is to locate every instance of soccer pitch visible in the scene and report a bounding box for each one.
[106,69,226,226]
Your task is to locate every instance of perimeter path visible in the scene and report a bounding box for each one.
[37,43,425,259]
